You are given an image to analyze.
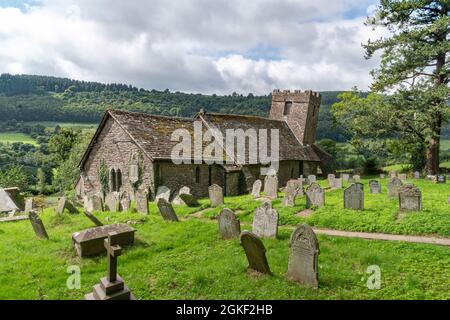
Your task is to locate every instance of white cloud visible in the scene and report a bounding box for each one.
[0,0,383,94]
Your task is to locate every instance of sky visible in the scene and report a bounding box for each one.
[0,0,385,95]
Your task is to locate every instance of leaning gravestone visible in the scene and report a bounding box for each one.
[25,198,34,213]
[252,201,278,238]
[399,184,422,211]
[209,184,224,207]
[218,208,241,239]
[282,180,301,207]
[240,231,271,275]
[264,175,278,199]
[83,211,103,227]
[155,186,171,203]
[342,174,349,182]
[105,193,120,212]
[120,192,131,212]
[172,186,191,205]
[353,175,361,182]
[157,198,179,222]
[344,183,364,210]
[287,224,319,288]
[388,177,403,198]
[29,210,49,240]
[72,223,135,258]
[251,180,262,198]
[327,174,335,188]
[179,193,200,207]
[307,175,316,183]
[306,183,324,209]
[414,171,421,179]
[369,180,381,194]
[56,196,78,214]
[398,173,407,182]
[135,191,149,215]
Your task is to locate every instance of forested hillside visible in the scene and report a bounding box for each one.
[0,74,346,141]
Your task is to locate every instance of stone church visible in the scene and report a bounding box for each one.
[76,89,333,199]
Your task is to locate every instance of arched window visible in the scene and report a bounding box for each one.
[195,167,200,183]
[283,101,292,116]
[116,169,122,191]
[110,169,116,192]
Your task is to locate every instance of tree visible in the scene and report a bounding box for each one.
[37,168,45,194]
[48,128,80,164]
[0,165,29,191]
[363,0,450,174]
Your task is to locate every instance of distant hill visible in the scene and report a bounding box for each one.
[0,73,349,141]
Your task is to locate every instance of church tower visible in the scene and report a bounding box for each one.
[269,89,321,146]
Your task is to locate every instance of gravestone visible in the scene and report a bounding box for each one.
[388,177,403,198]
[0,189,20,213]
[333,178,343,189]
[24,198,35,213]
[307,175,316,183]
[135,191,149,215]
[83,195,103,212]
[380,173,385,179]
[369,180,381,194]
[157,198,179,222]
[240,231,271,274]
[306,183,324,208]
[435,175,446,184]
[390,171,397,178]
[251,180,262,198]
[252,201,278,238]
[29,210,49,240]
[327,174,335,188]
[342,174,349,182]
[344,183,364,210]
[414,171,421,179]
[83,211,103,227]
[287,224,319,288]
[85,232,136,300]
[264,175,278,199]
[218,208,241,239]
[105,193,120,212]
[179,193,200,207]
[120,192,131,212]
[399,184,422,211]
[155,186,171,203]
[209,184,224,207]
[72,223,135,258]
[352,175,361,182]
[172,186,191,205]
[282,180,301,207]
[398,173,407,182]
[56,196,78,214]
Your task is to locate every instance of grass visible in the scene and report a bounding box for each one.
[0,207,449,300]
[0,132,39,146]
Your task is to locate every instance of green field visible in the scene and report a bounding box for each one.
[0,177,449,300]
[26,121,98,130]
[0,132,39,146]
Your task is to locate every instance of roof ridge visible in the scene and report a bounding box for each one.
[204,111,285,122]
[108,108,194,122]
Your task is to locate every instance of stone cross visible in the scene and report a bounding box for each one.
[104,232,122,283]
[240,231,271,275]
[287,224,319,288]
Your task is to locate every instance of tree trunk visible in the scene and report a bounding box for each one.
[425,138,439,175]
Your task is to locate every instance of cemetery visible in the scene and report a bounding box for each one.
[0,175,449,300]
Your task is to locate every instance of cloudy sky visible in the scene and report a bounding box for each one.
[0,0,384,95]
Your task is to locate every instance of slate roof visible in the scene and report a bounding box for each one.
[79,109,320,168]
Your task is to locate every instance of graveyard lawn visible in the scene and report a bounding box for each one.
[0,209,449,300]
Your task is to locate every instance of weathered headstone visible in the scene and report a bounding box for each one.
[264,175,278,199]
[83,211,103,227]
[209,184,224,207]
[135,191,148,215]
[353,175,361,182]
[155,186,171,203]
[218,208,241,239]
[287,224,319,288]
[282,180,301,207]
[105,193,120,212]
[24,198,34,213]
[390,171,397,178]
[342,174,349,182]
[388,177,403,198]
[380,173,386,179]
[305,183,324,208]
[29,210,49,239]
[435,175,446,184]
[327,174,336,188]
[72,223,135,258]
[157,198,179,222]
[120,192,131,212]
[398,173,407,182]
[179,193,200,207]
[83,195,103,212]
[333,178,343,189]
[414,171,420,179]
[399,184,422,211]
[307,175,316,183]
[172,186,191,205]
[252,201,278,238]
[240,231,271,274]
[85,232,136,300]
[251,180,262,198]
[369,180,381,194]
[56,196,78,214]
[344,183,364,210]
